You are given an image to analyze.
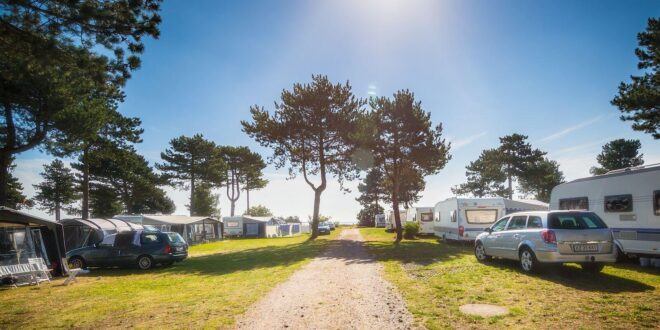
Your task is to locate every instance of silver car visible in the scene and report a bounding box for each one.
[474,211,617,273]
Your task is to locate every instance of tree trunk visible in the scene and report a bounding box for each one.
[507,173,513,199]
[310,189,322,239]
[392,191,403,243]
[246,188,250,212]
[0,153,11,207]
[55,201,61,222]
[81,148,90,220]
[189,176,195,216]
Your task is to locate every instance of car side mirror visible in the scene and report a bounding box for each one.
[486,228,493,233]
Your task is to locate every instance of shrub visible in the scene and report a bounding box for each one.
[403,222,420,239]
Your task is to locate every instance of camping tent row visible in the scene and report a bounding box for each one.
[0,207,67,275]
[114,215,223,244]
[223,216,310,238]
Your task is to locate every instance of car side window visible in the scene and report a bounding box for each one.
[141,233,161,245]
[527,216,543,229]
[491,217,509,232]
[506,216,527,230]
[114,233,134,249]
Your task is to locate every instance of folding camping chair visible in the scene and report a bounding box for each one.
[28,258,51,285]
[61,258,81,286]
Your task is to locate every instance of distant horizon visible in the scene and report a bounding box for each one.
[13,0,660,222]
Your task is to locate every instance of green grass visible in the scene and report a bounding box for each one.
[360,228,660,329]
[0,230,340,329]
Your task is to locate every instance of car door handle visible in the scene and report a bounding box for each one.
[513,234,520,239]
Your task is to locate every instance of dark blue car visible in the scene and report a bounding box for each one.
[67,231,188,270]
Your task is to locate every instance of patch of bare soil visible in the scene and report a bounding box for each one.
[236,228,416,330]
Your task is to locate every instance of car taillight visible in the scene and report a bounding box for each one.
[164,244,172,254]
[458,226,465,237]
[540,229,557,244]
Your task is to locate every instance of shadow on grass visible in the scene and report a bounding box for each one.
[75,238,342,278]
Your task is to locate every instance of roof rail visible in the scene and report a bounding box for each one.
[603,162,660,175]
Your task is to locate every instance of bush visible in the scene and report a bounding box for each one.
[403,222,419,239]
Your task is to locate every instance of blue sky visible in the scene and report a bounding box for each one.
[15,0,660,222]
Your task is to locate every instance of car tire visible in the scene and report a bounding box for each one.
[136,255,154,270]
[474,242,491,262]
[581,263,605,274]
[68,256,86,270]
[519,247,540,273]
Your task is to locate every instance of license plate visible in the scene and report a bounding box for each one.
[175,247,183,252]
[572,244,598,252]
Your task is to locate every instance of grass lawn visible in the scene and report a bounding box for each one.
[0,229,340,329]
[359,228,659,330]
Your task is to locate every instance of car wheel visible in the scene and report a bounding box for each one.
[519,247,540,273]
[474,242,491,262]
[581,263,605,274]
[68,256,86,270]
[137,255,154,270]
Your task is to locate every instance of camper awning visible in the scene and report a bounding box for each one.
[139,215,221,225]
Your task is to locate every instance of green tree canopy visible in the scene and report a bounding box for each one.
[241,151,268,211]
[518,158,565,202]
[590,139,644,175]
[157,134,226,216]
[187,182,220,217]
[611,18,660,139]
[453,134,548,199]
[0,0,162,205]
[4,158,33,210]
[245,205,273,217]
[368,90,451,242]
[218,146,265,216]
[357,204,384,227]
[33,159,77,220]
[242,75,365,238]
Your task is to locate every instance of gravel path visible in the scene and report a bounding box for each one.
[236,228,415,330]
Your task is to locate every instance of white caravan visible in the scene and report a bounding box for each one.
[434,198,548,241]
[408,207,435,235]
[386,210,409,231]
[549,164,660,257]
[374,214,387,228]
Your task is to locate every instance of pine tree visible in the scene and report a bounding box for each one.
[33,159,77,220]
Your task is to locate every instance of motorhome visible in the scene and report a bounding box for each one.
[434,198,548,241]
[549,164,660,258]
[409,207,435,235]
[374,214,387,228]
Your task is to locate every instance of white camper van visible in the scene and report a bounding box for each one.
[409,207,435,235]
[434,198,548,241]
[549,164,660,257]
[386,210,409,232]
[374,214,387,228]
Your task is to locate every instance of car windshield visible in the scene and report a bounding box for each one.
[548,212,608,229]
[166,232,185,243]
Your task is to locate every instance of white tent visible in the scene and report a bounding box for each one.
[114,215,222,244]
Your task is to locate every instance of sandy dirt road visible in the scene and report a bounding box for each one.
[236,228,415,330]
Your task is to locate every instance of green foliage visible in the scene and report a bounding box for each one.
[0,0,162,204]
[453,134,555,200]
[219,146,266,216]
[3,158,33,210]
[283,216,301,223]
[357,203,384,227]
[611,18,660,139]
[403,222,420,240]
[368,90,451,242]
[89,184,123,218]
[32,159,77,220]
[590,139,645,175]
[157,134,227,216]
[242,75,365,238]
[518,158,565,202]
[245,205,273,217]
[187,182,220,217]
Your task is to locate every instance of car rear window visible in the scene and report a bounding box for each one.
[166,233,185,244]
[548,212,608,229]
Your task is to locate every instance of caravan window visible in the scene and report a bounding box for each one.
[559,197,589,210]
[420,213,433,222]
[450,211,457,223]
[654,191,660,216]
[226,221,239,228]
[465,209,498,224]
[604,194,633,213]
